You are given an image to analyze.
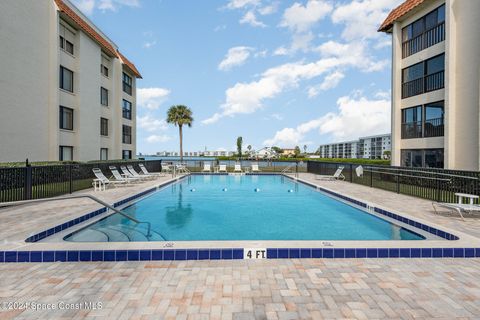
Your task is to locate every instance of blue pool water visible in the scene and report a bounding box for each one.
[65,175,425,242]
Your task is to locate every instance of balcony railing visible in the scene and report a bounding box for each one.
[402,22,445,58]
[402,70,444,99]
[424,117,444,138]
[402,117,444,139]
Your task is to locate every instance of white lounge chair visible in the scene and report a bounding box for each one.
[92,168,126,190]
[315,166,345,181]
[432,194,480,220]
[234,164,242,173]
[176,163,190,174]
[218,164,227,173]
[127,165,155,180]
[109,166,139,183]
[161,163,173,173]
[121,166,147,181]
[251,163,260,173]
[202,163,212,172]
[139,163,163,176]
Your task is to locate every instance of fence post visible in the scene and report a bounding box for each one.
[396,174,400,194]
[370,167,373,187]
[436,178,441,202]
[69,164,73,194]
[350,164,353,183]
[24,165,32,200]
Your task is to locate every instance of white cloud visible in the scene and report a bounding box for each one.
[264,93,391,145]
[226,0,261,10]
[137,88,170,110]
[279,0,333,33]
[204,38,389,124]
[258,3,278,15]
[146,134,171,143]
[137,115,168,132]
[240,11,266,27]
[273,32,314,56]
[254,50,268,58]
[331,0,403,41]
[315,40,389,72]
[308,70,345,97]
[72,0,95,14]
[214,25,227,32]
[142,40,157,49]
[73,0,140,14]
[218,46,254,71]
[264,128,303,146]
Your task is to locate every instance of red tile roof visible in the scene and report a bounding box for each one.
[117,51,143,79]
[378,0,426,32]
[54,0,142,78]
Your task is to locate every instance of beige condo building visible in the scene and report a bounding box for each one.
[379,0,480,170]
[0,0,142,162]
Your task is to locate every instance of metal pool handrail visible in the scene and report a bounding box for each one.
[0,194,157,239]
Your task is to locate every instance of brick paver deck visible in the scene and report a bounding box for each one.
[1,173,480,319]
[1,259,479,319]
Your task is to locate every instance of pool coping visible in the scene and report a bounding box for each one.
[2,173,480,262]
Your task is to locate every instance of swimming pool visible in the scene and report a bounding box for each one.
[64,174,426,242]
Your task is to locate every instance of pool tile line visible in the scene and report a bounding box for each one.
[2,247,480,263]
[25,177,186,243]
[0,248,245,263]
[290,176,460,241]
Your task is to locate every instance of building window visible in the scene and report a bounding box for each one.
[100,87,109,106]
[100,148,108,160]
[100,118,108,136]
[100,64,109,77]
[402,54,444,98]
[401,101,444,139]
[122,150,132,160]
[122,72,132,95]
[59,24,75,55]
[59,66,74,92]
[402,4,445,58]
[122,99,132,119]
[401,149,444,168]
[122,125,132,144]
[59,106,73,130]
[59,146,73,161]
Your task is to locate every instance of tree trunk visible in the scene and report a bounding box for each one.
[179,125,183,162]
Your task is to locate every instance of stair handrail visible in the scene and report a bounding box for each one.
[0,194,155,239]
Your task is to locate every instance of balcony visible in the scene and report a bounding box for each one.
[402,22,445,58]
[402,70,444,99]
[401,117,444,139]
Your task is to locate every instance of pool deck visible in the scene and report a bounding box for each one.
[0,173,480,318]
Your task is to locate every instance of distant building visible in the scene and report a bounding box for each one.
[255,147,277,159]
[281,149,296,156]
[318,134,391,160]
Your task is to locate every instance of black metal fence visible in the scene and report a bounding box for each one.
[0,160,161,203]
[307,161,480,203]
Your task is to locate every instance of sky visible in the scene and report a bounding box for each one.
[72,0,403,154]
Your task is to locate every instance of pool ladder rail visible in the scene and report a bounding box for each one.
[0,194,164,241]
[281,163,299,178]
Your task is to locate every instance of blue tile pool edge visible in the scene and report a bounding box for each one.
[289,176,460,241]
[24,177,185,243]
[2,247,480,262]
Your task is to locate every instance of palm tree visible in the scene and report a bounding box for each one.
[303,145,307,154]
[166,105,193,162]
[236,136,243,158]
